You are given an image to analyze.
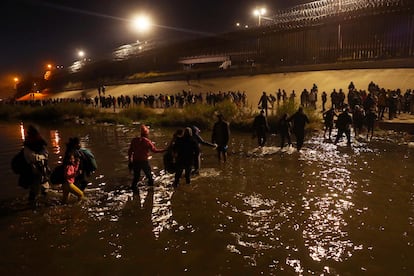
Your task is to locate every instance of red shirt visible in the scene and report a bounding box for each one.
[65,162,79,184]
[128,137,163,162]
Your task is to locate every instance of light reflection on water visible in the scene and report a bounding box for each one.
[1,122,414,274]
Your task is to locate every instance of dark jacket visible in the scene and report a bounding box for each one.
[173,136,199,167]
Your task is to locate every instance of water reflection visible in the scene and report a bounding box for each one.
[1,122,414,274]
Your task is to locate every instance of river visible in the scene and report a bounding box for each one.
[0,121,413,275]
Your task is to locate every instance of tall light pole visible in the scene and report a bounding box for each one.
[253,7,267,27]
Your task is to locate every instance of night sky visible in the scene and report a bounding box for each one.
[1,0,310,77]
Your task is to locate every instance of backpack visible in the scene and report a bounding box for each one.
[80,148,97,176]
[11,149,30,175]
[50,164,65,185]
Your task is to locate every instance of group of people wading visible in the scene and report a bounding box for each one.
[128,113,230,189]
[12,125,97,208]
[13,79,401,207]
[12,114,230,207]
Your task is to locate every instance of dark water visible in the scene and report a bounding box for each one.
[1,121,414,275]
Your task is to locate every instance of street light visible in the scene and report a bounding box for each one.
[78,50,85,59]
[253,7,267,26]
[236,22,249,29]
[13,77,19,90]
[131,14,152,33]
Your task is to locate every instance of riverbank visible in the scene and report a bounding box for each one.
[44,68,414,106]
[11,67,414,134]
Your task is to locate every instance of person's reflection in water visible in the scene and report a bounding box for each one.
[132,187,154,235]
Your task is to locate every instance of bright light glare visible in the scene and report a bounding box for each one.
[78,50,85,58]
[253,7,266,16]
[132,15,151,32]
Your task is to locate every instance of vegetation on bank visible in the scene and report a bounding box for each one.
[0,101,321,132]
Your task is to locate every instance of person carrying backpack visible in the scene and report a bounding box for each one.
[19,125,50,207]
[63,137,97,191]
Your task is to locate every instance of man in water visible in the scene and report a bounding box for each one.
[212,114,230,162]
[334,107,353,145]
[288,107,309,151]
[190,125,216,175]
[128,125,165,189]
[323,107,337,140]
[252,110,269,147]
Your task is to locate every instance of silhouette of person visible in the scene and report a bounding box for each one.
[278,113,292,148]
[365,108,377,140]
[190,126,216,175]
[258,92,270,116]
[252,110,269,147]
[172,127,198,187]
[212,114,230,162]
[334,107,353,145]
[288,107,309,151]
[128,125,165,190]
[323,107,337,140]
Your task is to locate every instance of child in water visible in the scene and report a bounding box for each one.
[62,152,85,204]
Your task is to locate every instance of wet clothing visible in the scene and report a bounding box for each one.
[62,161,84,203]
[278,116,291,148]
[365,110,377,139]
[288,110,309,151]
[191,127,215,173]
[212,118,230,162]
[253,113,269,147]
[323,108,336,139]
[22,132,49,203]
[335,111,353,144]
[212,120,230,152]
[63,137,96,191]
[173,135,198,186]
[65,162,79,184]
[128,136,164,187]
[128,137,163,162]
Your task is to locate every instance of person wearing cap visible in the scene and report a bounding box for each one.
[128,124,165,189]
[190,125,216,175]
[212,114,230,162]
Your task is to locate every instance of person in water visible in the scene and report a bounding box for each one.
[278,113,292,149]
[62,152,84,204]
[288,107,309,151]
[190,125,216,175]
[252,110,269,147]
[22,125,50,206]
[334,107,353,145]
[212,114,230,162]
[365,108,377,141]
[172,127,198,187]
[128,124,165,190]
[64,137,95,191]
[323,107,337,140]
